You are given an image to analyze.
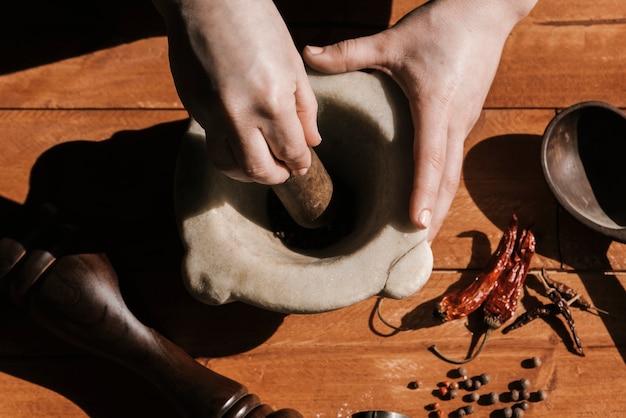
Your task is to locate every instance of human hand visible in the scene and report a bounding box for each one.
[304,0,537,241]
[152,0,321,184]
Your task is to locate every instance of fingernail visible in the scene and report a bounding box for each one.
[418,209,431,229]
[306,45,324,55]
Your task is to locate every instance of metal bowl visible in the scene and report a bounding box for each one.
[541,101,626,243]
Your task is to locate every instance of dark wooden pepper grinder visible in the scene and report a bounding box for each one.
[0,204,302,418]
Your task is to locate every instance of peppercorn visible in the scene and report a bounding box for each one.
[502,407,513,418]
[472,379,482,390]
[464,405,475,415]
[517,401,530,411]
[520,390,530,401]
[464,378,474,390]
[535,390,548,401]
[408,380,421,390]
[449,389,458,400]
[510,389,520,402]
[531,356,542,367]
[450,381,460,390]
[519,378,531,390]
[488,391,500,405]
[457,367,468,379]
[469,392,480,402]
[480,373,491,385]
[438,385,448,397]
[513,407,525,418]
[427,402,440,411]
[456,407,466,417]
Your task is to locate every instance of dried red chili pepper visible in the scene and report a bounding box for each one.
[482,229,536,329]
[431,220,536,364]
[434,216,519,322]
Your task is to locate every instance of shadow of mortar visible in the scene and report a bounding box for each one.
[0,120,291,416]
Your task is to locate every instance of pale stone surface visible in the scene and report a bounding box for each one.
[174,70,433,313]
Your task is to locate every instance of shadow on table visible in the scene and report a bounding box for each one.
[0,120,290,416]
[463,133,626,364]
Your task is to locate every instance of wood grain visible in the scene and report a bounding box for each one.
[0,0,625,416]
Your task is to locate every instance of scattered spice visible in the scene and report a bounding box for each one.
[510,389,520,402]
[487,391,500,405]
[468,392,480,403]
[534,390,548,401]
[519,378,531,390]
[503,270,585,356]
[480,373,491,385]
[540,268,608,314]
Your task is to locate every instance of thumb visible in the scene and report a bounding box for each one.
[303,36,381,74]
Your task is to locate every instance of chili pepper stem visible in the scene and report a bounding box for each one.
[375,297,411,332]
[429,328,492,364]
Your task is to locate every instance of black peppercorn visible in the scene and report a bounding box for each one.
[480,373,491,385]
[531,356,542,367]
[464,378,474,390]
[502,406,513,418]
[464,405,475,415]
[510,389,520,401]
[519,378,531,390]
[513,407,525,418]
[517,401,530,411]
[535,390,548,401]
[488,391,499,405]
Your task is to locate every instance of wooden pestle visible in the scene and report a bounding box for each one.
[271,148,336,229]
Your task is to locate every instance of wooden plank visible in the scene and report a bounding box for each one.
[0,37,181,110]
[490,0,626,108]
[0,1,624,110]
[0,357,181,417]
[0,109,187,203]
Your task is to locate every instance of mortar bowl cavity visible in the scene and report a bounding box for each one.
[174,70,433,314]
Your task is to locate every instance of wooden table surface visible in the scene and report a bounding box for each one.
[1,0,625,417]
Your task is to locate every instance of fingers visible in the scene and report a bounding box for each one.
[409,102,449,231]
[303,34,383,73]
[206,79,321,185]
[409,102,464,243]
